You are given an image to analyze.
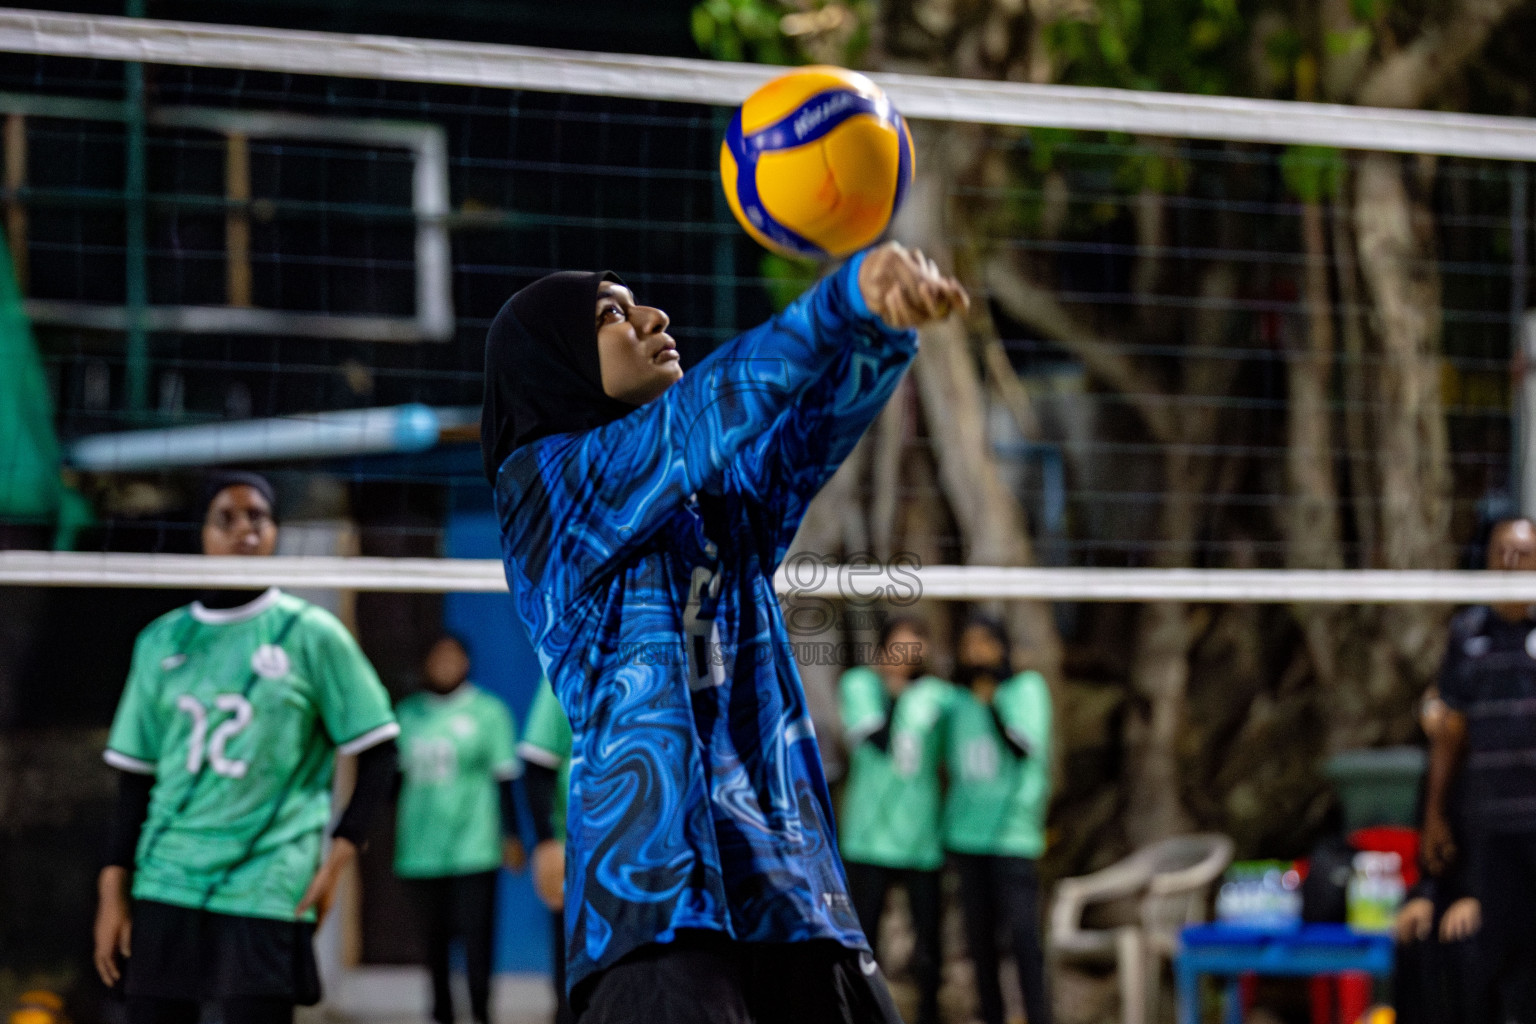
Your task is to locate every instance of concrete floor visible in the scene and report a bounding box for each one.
[300,970,556,1024]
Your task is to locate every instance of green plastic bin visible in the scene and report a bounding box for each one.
[1323,746,1426,831]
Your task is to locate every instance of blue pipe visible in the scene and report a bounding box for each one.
[69,404,450,470]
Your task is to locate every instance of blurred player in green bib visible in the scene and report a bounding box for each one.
[944,614,1053,1024]
[518,675,573,1024]
[838,616,954,1024]
[93,472,399,1024]
[394,634,526,1024]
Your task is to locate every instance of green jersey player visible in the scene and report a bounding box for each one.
[93,473,399,1024]
[944,614,1053,1024]
[395,634,526,1024]
[837,616,954,1024]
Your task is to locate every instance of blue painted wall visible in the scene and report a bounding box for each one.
[442,484,553,974]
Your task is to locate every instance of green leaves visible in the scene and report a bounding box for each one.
[1115,141,1191,194]
[1048,0,1243,96]
[1027,126,1077,173]
[1191,0,1239,52]
[759,252,822,310]
[690,0,870,66]
[1280,145,1345,203]
[1324,26,1374,57]
[1348,0,1390,24]
[691,0,796,64]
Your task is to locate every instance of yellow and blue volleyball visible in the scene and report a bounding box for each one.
[721,66,914,260]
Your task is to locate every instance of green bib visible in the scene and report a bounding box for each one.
[394,684,519,877]
[105,590,398,921]
[942,671,1052,857]
[837,668,955,870]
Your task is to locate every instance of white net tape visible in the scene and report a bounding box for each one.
[0,7,1533,159]
[5,551,1536,603]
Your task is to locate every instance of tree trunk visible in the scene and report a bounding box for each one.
[1331,181,1380,569]
[1123,264,1239,844]
[911,312,1063,675]
[867,379,911,562]
[1130,141,1173,338]
[1285,199,1347,690]
[1124,600,1197,844]
[1288,200,1345,574]
[1283,150,1456,757]
[1353,153,1452,576]
[898,122,1064,679]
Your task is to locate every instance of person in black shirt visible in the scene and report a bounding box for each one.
[1426,517,1536,1024]
[1394,685,1487,1024]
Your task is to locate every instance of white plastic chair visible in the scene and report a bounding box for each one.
[1048,834,1234,1024]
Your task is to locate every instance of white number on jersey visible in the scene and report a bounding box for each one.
[408,737,458,784]
[960,737,1000,782]
[176,693,254,778]
[892,732,922,777]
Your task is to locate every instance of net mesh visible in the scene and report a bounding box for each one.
[0,15,1525,578]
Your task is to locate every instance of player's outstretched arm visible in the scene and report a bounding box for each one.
[730,242,968,565]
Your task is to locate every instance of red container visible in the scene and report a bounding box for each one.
[1349,825,1419,888]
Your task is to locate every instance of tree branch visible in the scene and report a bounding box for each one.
[911,317,1064,679]
[984,252,1179,443]
[867,379,909,562]
[1355,0,1527,108]
[982,334,1042,441]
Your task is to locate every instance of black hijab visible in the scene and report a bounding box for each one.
[954,612,1013,689]
[200,470,277,519]
[480,269,637,484]
[197,470,277,610]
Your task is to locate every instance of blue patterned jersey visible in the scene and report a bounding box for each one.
[493,252,917,992]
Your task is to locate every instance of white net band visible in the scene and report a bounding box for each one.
[4,551,1536,603]
[1,7,1534,160]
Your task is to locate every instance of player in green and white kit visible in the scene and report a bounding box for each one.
[838,616,954,1024]
[93,473,399,1024]
[944,614,1053,1024]
[395,634,526,1024]
[518,675,574,1024]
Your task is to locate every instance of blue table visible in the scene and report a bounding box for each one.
[1174,923,1394,1024]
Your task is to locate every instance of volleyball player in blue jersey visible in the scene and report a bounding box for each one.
[481,242,965,1024]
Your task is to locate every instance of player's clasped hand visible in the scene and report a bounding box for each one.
[857,241,970,330]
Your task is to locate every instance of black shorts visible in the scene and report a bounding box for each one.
[122,901,321,1005]
[575,930,904,1024]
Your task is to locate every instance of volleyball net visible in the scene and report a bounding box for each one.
[0,6,1531,604]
